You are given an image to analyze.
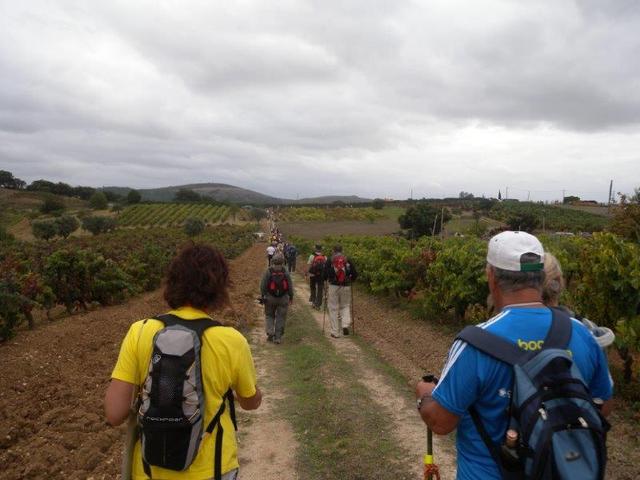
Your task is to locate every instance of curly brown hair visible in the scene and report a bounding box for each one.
[163,244,230,311]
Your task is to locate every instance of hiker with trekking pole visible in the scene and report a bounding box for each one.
[260,253,293,344]
[323,244,358,338]
[105,244,262,480]
[415,231,613,480]
[305,244,326,310]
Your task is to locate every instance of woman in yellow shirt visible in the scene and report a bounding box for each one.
[105,244,262,480]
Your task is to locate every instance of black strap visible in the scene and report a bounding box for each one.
[457,326,526,366]
[469,407,504,469]
[154,313,222,339]
[205,392,235,480]
[544,307,572,350]
[142,458,152,478]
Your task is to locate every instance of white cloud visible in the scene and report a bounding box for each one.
[0,0,638,201]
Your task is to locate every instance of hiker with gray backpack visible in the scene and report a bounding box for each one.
[260,253,294,344]
[105,244,262,480]
[415,231,612,480]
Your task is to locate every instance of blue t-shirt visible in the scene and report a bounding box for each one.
[432,307,613,480]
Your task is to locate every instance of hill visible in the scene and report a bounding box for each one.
[102,183,371,205]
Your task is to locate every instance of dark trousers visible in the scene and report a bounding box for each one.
[309,276,324,308]
[287,257,296,272]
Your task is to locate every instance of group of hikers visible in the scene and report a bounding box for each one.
[260,223,358,344]
[104,224,615,480]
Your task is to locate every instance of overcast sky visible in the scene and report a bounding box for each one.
[1,0,639,201]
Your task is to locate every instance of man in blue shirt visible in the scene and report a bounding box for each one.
[415,231,613,479]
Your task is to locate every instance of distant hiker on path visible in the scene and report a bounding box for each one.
[324,244,358,337]
[415,231,612,480]
[260,253,294,344]
[266,243,276,266]
[305,244,326,310]
[105,244,262,480]
[285,243,297,272]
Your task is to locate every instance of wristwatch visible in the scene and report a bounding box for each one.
[416,392,433,411]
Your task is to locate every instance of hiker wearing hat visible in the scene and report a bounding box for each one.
[415,231,612,480]
[323,245,358,337]
[260,253,293,344]
[306,244,326,310]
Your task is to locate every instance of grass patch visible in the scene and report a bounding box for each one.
[280,307,415,480]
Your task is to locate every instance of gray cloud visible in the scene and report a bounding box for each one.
[0,0,638,201]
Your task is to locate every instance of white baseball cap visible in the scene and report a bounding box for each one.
[487,231,544,272]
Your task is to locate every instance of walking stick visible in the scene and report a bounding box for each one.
[350,284,355,336]
[322,284,328,334]
[421,375,440,480]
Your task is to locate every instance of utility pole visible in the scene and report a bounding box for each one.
[431,213,438,236]
[527,190,531,201]
[410,188,413,200]
[506,186,509,200]
[608,180,613,212]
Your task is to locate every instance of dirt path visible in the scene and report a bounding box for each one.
[294,278,457,480]
[233,270,299,479]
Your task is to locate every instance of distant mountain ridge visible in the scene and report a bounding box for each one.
[102,183,372,205]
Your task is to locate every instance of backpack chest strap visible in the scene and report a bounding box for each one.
[154,313,222,339]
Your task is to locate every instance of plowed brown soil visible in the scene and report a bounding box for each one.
[0,244,266,480]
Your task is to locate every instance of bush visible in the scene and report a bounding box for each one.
[399,202,451,238]
[40,195,65,214]
[89,191,108,210]
[184,218,205,237]
[127,189,142,204]
[82,216,116,235]
[506,212,539,233]
[372,198,385,210]
[54,215,79,239]
[32,220,58,241]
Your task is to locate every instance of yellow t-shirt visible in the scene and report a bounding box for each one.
[111,306,257,480]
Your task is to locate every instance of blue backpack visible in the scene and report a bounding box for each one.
[457,308,609,480]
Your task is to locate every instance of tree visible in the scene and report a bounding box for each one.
[174,188,201,202]
[32,220,58,241]
[0,170,25,189]
[610,189,640,242]
[40,195,66,214]
[82,216,116,235]
[506,212,539,233]
[372,198,385,210]
[184,218,205,237]
[398,202,451,239]
[89,191,108,210]
[127,189,142,204]
[248,207,267,221]
[563,195,580,204]
[459,191,474,199]
[54,215,79,239]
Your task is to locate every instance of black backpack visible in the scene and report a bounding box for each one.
[457,308,609,480]
[267,269,289,297]
[138,314,237,480]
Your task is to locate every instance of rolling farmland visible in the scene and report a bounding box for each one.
[117,203,231,227]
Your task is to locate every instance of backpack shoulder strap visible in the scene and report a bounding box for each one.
[154,313,222,340]
[544,307,572,350]
[457,325,525,366]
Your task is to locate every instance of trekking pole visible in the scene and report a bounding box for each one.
[322,285,328,334]
[421,375,440,480]
[350,285,355,336]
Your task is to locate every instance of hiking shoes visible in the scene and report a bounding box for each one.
[343,327,349,336]
[274,338,282,344]
[267,335,274,343]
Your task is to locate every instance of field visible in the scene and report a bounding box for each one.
[117,203,231,226]
[1,202,639,479]
[279,219,400,239]
[275,206,401,222]
[488,201,610,232]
